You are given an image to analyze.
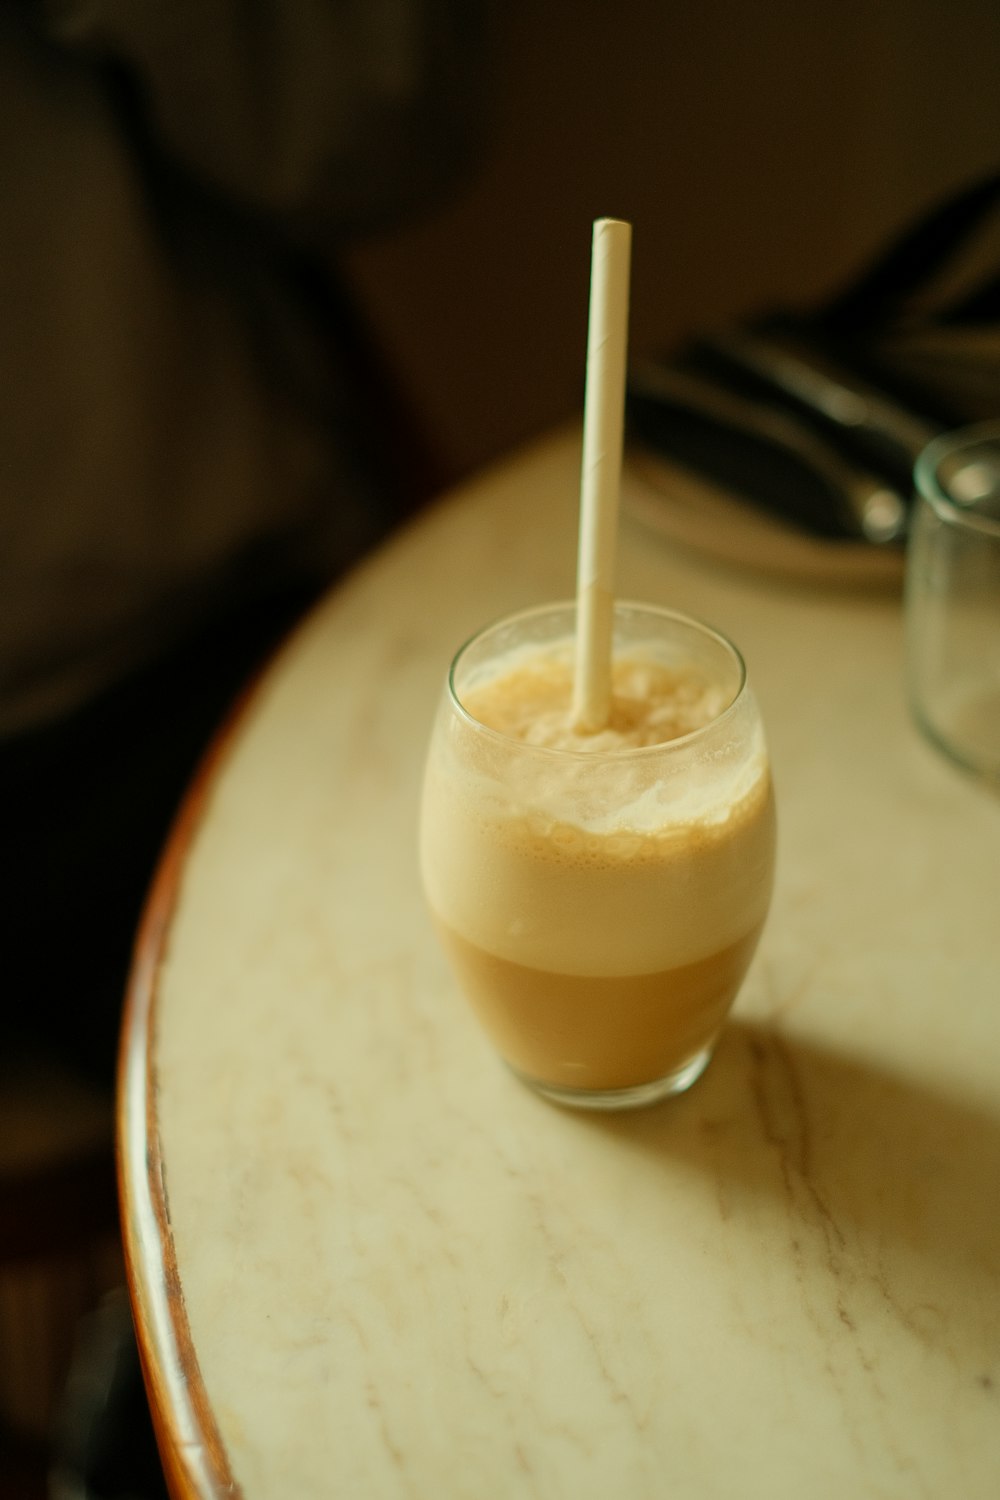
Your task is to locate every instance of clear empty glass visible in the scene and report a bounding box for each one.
[906,423,1000,785]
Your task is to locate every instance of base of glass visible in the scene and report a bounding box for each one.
[912,701,1000,788]
[510,1041,716,1112]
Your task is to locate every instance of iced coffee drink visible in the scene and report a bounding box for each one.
[420,600,775,1109]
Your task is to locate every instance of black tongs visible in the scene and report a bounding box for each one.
[689,327,940,490]
[627,168,1000,546]
[627,355,911,545]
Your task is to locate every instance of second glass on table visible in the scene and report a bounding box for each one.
[906,421,1000,784]
[420,600,776,1111]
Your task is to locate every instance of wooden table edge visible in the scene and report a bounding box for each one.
[116,683,257,1500]
[110,509,451,1498]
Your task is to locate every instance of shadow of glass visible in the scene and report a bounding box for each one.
[575,1019,1000,1381]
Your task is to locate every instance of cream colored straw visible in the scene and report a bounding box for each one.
[572,217,632,732]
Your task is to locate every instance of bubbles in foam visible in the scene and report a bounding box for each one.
[424,623,775,977]
[461,647,727,752]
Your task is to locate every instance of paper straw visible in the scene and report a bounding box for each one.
[572,217,632,732]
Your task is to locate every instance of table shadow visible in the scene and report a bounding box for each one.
[573,1019,1000,1382]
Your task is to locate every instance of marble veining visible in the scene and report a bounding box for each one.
[151,429,1000,1498]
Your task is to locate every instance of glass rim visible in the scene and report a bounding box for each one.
[446,598,749,761]
[914,421,1000,541]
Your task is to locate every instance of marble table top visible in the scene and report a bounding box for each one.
[121,426,1000,1499]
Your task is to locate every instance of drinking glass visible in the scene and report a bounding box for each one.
[419,601,776,1110]
[906,423,1000,784]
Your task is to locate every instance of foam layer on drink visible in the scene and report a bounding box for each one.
[422,639,775,977]
[461,648,729,750]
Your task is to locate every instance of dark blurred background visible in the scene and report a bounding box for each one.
[344,0,1000,478]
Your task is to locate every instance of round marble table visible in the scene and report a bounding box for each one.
[120,426,1000,1499]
